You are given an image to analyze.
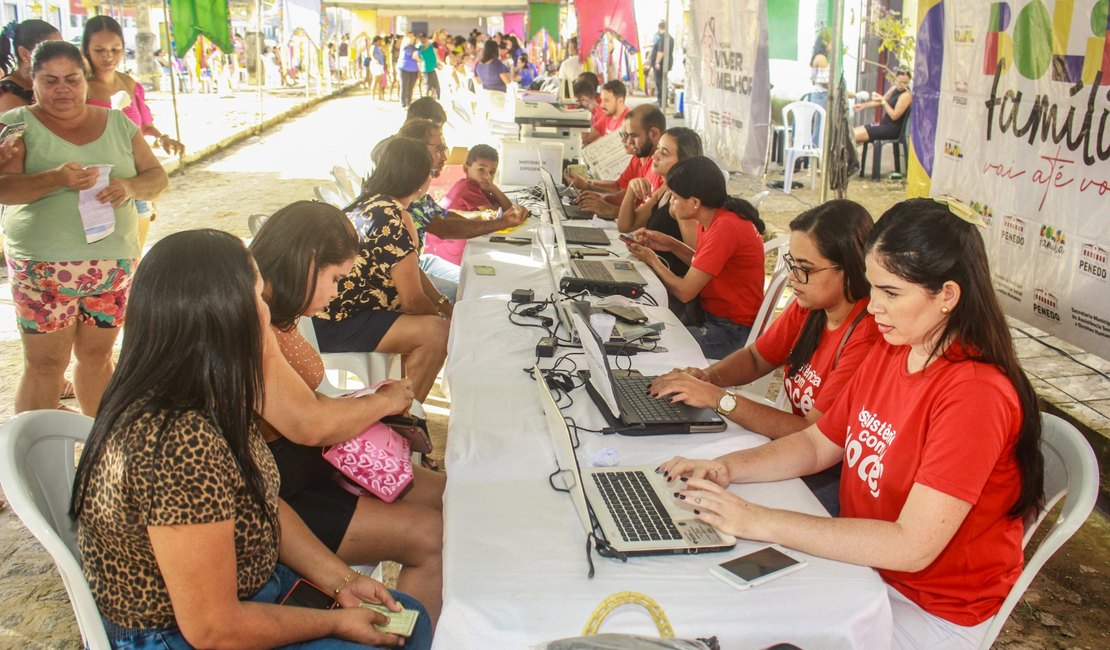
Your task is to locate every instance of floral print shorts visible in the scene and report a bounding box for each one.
[7,258,135,334]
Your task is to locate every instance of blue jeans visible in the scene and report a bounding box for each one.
[418,253,459,303]
[687,312,751,361]
[101,564,433,650]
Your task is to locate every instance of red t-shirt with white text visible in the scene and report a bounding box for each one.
[690,208,764,326]
[755,299,880,416]
[817,341,1024,626]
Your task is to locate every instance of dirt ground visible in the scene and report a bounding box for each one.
[0,88,1105,647]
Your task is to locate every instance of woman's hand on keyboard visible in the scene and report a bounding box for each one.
[679,478,758,539]
[649,370,723,410]
[657,456,731,487]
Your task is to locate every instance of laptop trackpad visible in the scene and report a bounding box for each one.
[677,520,725,545]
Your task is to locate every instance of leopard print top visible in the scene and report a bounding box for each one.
[77,407,281,629]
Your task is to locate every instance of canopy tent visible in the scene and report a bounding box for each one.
[326,0,528,18]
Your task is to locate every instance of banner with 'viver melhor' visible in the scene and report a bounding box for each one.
[916,0,1110,359]
[684,0,770,176]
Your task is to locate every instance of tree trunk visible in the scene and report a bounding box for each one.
[135,0,160,91]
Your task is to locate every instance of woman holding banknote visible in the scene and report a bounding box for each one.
[0,40,166,415]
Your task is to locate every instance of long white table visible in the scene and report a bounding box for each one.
[435,224,892,649]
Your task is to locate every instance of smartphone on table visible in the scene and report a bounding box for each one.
[709,545,808,591]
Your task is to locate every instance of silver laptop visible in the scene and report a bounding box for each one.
[539,169,648,286]
[533,366,736,555]
[569,310,727,435]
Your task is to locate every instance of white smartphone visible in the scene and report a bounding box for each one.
[709,545,808,591]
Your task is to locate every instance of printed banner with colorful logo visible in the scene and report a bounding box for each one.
[911,0,1110,358]
[684,0,770,176]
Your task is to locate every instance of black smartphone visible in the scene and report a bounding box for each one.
[280,578,338,609]
[602,305,647,324]
[618,233,635,244]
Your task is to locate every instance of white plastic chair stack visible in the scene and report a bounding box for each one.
[0,410,111,649]
[781,101,826,194]
[295,317,401,390]
[977,413,1099,649]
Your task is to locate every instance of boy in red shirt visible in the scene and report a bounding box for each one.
[428,144,514,265]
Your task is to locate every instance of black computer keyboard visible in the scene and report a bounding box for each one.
[592,471,681,543]
[614,374,689,423]
[574,260,616,282]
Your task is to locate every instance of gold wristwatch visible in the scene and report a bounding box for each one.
[716,390,738,416]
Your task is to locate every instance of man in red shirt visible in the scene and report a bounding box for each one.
[578,78,629,145]
[564,104,666,218]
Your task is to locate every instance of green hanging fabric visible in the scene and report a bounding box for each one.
[168,0,232,58]
[528,2,560,41]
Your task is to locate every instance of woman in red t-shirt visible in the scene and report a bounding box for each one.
[624,156,766,359]
[648,200,878,514]
[649,199,876,435]
[660,198,1044,648]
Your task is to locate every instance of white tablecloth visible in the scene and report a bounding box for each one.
[434,232,893,649]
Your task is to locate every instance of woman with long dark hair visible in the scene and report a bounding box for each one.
[313,137,449,402]
[661,198,1043,649]
[70,229,433,649]
[474,38,511,91]
[650,200,877,513]
[252,200,445,623]
[0,18,60,113]
[616,126,704,270]
[624,155,766,359]
[649,200,876,435]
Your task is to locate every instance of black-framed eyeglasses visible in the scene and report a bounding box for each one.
[782,253,839,284]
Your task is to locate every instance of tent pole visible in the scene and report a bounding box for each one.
[160,0,183,154]
[820,0,845,203]
[257,0,264,133]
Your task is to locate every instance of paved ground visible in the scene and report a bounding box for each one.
[0,86,1106,647]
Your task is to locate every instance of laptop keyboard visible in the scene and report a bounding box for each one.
[614,374,691,423]
[574,260,616,282]
[592,471,682,543]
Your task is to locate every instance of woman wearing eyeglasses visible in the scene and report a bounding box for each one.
[647,200,878,511]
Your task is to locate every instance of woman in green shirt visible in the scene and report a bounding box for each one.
[0,40,167,415]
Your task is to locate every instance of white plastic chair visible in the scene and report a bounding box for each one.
[740,235,792,401]
[782,101,826,194]
[977,413,1099,648]
[331,165,360,201]
[247,213,269,236]
[0,410,110,649]
[314,185,346,208]
[296,316,401,389]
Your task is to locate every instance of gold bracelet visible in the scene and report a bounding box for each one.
[333,570,357,595]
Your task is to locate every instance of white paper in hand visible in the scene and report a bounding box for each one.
[79,164,115,243]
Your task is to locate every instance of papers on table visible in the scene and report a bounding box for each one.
[581,131,632,181]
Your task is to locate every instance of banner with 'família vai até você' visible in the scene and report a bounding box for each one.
[910,0,1110,358]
